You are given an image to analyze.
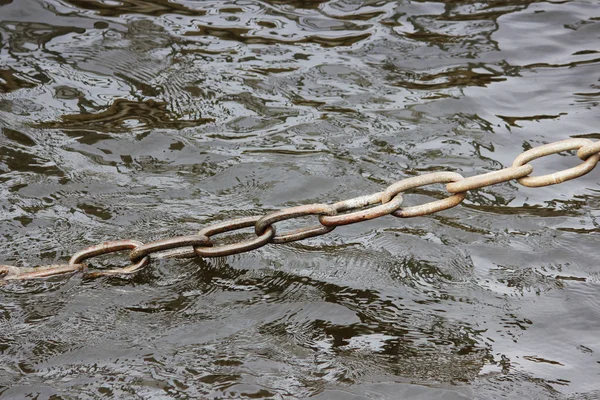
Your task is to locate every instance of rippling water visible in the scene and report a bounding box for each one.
[1,0,599,398]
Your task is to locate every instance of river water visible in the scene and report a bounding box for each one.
[1,0,599,398]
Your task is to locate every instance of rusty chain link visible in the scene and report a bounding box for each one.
[512,139,599,187]
[69,240,151,278]
[256,203,338,243]
[195,216,275,258]
[2,138,599,282]
[319,191,404,227]
[382,172,466,218]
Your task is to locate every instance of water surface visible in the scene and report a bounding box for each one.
[1,0,599,398]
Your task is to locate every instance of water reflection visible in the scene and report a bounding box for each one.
[44,99,214,131]
[61,0,208,17]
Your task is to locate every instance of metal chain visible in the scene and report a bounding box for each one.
[2,138,599,282]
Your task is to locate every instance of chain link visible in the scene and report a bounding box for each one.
[130,235,212,262]
[382,172,466,218]
[256,204,337,244]
[1,263,85,280]
[446,165,533,194]
[512,139,599,187]
[69,240,150,277]
[2,138,599,282]
[195,216,275,257]
[319,191,403,227]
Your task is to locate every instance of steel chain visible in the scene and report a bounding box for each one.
[2,138,599,282]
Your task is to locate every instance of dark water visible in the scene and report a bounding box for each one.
[1,0,599,398]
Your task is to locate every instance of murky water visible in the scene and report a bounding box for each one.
[1,0,599,398]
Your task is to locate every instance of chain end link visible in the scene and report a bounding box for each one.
[1,263,86,281]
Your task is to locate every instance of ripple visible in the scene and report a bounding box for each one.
[0,68,38,93]
[41,99,214,132]
[60,0,209,17]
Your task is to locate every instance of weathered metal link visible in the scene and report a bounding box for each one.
[319,191,403,227]
[512,139,600,188]
[69,240,150,276]
[382,172,466,218]
[195,216,275,257]
[130,235,212,262]
[1,263,85,280]
[577,141,600,161]
[255,204,337,244]
[446,165,533,194]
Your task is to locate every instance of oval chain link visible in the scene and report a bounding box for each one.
[382,172,466,218]
[319,192,403,227]
[255,204,338,244]
[69,240,150,277]
[446,165,533,194]
[194,216,275,257]
[3,138,600,282]
[130,234,212,262]
[1,264,85,280]
[512,139,599,188]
